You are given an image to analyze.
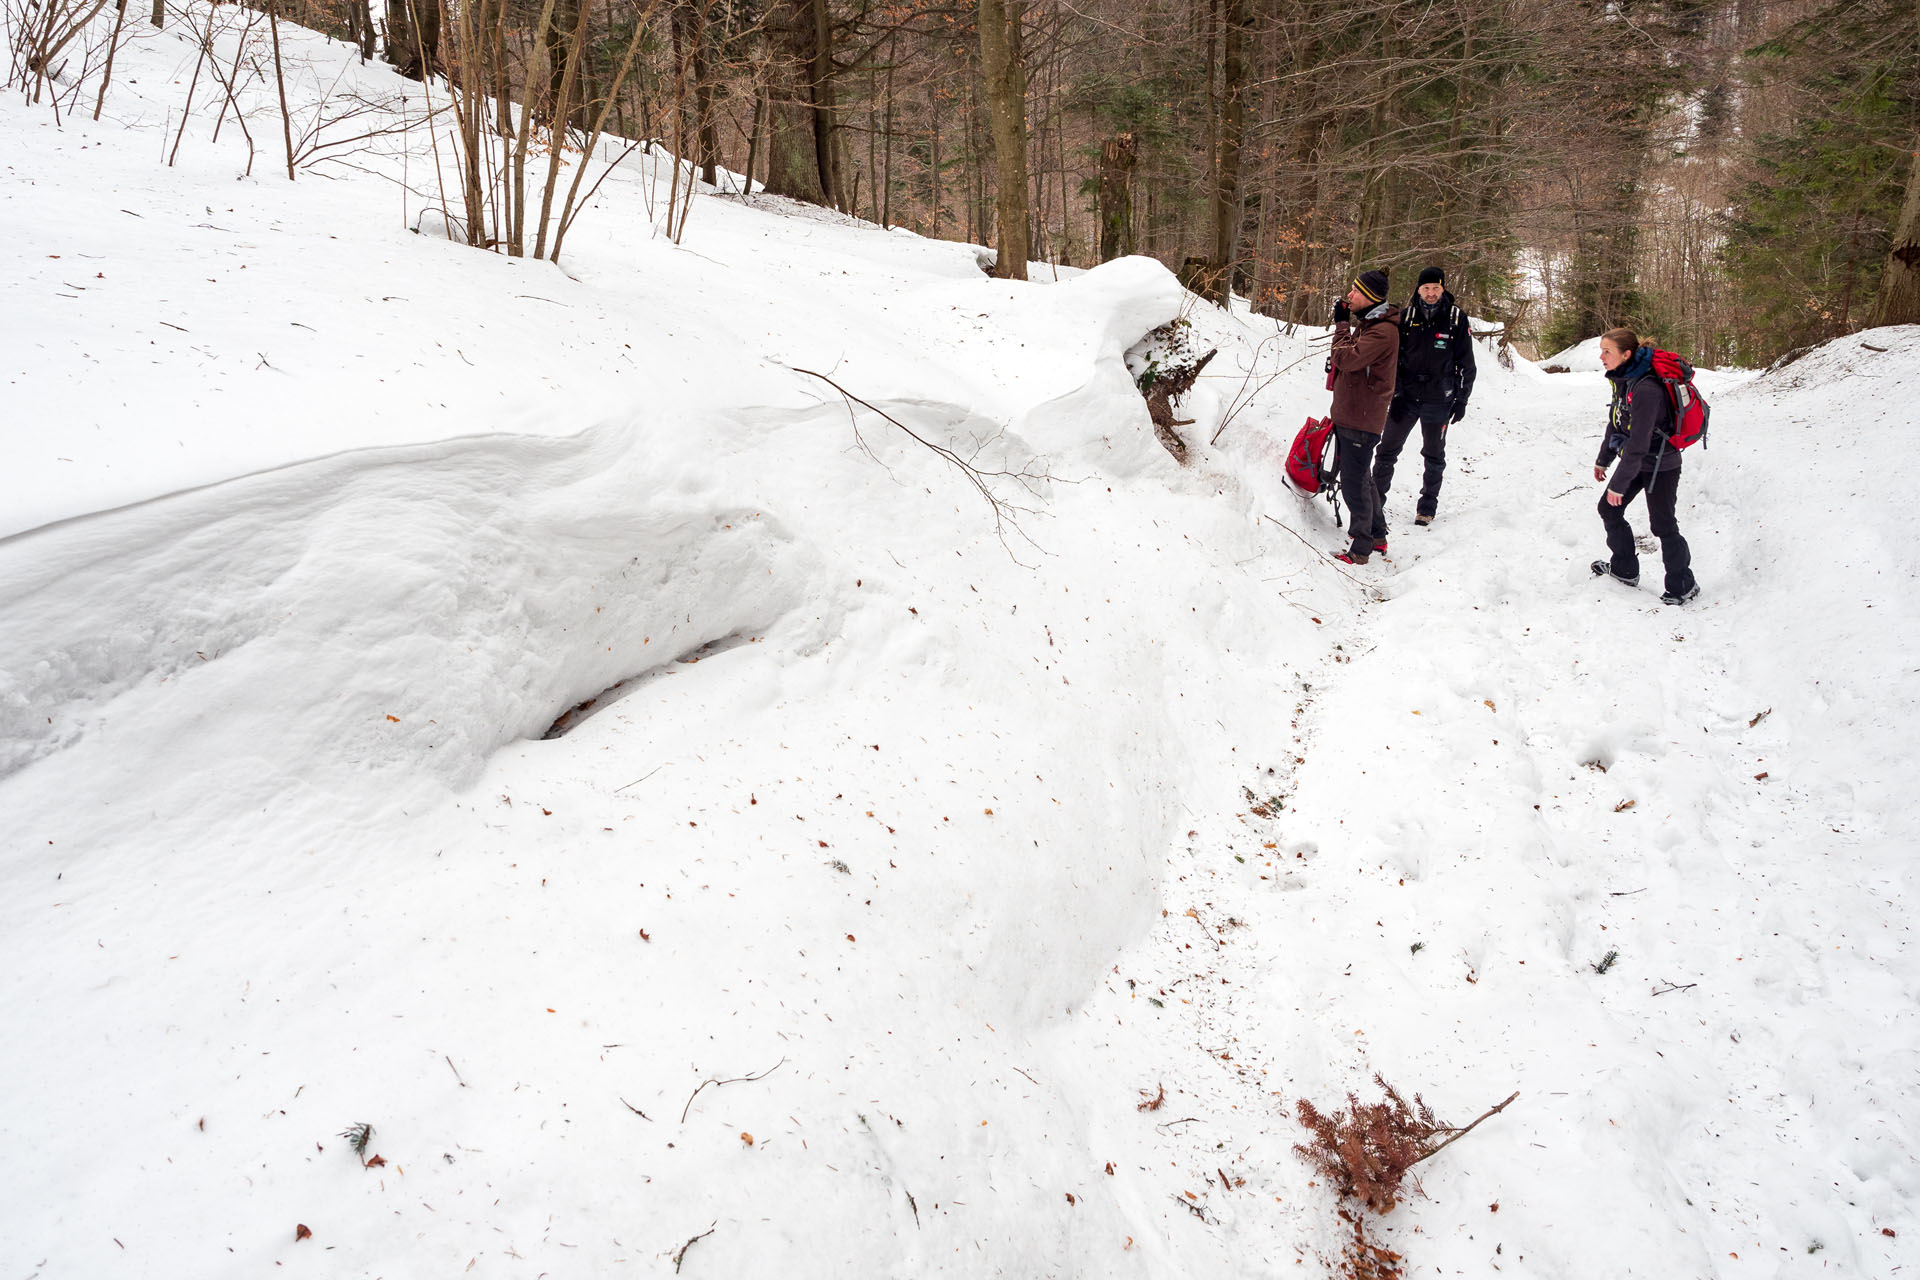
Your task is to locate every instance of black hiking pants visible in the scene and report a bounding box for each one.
[1599,464,1695,597]
[1334,426,1382,557]
[1372,399,1450,538]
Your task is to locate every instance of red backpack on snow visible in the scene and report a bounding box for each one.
[1648,349,1709,449]
[1286,357,1343,501]
[1285,415,1337,496]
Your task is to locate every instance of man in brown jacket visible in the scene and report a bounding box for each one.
[1328,268,1402,564]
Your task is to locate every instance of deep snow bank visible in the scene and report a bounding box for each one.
[1,18,1339,1274]
[1543,334,1605,371]
[1693,325,1920,820]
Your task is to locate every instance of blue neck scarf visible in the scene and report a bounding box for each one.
[1607,345,1652,387]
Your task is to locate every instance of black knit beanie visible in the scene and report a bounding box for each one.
[1353,269,1390,304]
[1417,266,1445,287]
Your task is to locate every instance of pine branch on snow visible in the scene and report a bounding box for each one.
[1293,1074,1437,1215]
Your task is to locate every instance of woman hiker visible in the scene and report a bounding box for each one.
[1592,327,1700,605]
[1328,268,1402,565]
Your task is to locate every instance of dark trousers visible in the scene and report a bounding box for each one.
[1600,465,1695,596]
[1334,427,1381,556]
[1372,400,1450,537]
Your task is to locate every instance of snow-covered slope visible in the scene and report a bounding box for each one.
[3,10,1915,1280]
[1543,334,1606,371]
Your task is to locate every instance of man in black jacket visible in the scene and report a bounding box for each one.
[1369,267,1476,546]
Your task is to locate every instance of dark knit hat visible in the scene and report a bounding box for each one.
[1352,269,1390,304]
[1417,266,1446,287]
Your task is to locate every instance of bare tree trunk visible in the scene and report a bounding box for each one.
[866,30,878,220]
[810,0,842,207]
[93,0,130,120]
[1098,132,1136,262]
[880,28,896,228]
[1204,0,1252,304]
[764,0,826,203]
[929,80,941,234]
[167,36,207,167]
[151,0,162,28]
[743,76,766,200]
[449,0,489,243]
[344,0,375,60]
[490,0,512,137]
[1869,139,1920,328]
[386,0,441,82]
[269,1,295,180]
[533,0,596,257]
[672,0,720,185]
[539,0,584,127]
[978,0,1028,280]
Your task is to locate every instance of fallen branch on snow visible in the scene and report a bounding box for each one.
[789,366,1053,561]
[681,1057,787,1123]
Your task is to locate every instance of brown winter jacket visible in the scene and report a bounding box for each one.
[1329,303,1403,434]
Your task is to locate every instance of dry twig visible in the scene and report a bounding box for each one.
[672,1223,715,1273]
[680,1057,786,1123]
[791,366,1053,559]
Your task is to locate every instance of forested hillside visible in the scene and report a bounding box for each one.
[17,1,1910,359]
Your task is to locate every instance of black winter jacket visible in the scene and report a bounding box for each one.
[1394,292,1477,407]
[1596,346,1681,492]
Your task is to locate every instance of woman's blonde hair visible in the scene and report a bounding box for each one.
[1600,327,1640,354]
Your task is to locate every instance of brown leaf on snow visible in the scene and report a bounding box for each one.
[740,1132,755,1146]
[1137,1084,1166,1112]
[364,1155,387,1168]
[1754,771,1769,781]
[1613,799,1636,812]
[385,714,400,723]
[294,1224,312,1241]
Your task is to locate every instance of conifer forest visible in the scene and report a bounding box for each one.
[37,0,1902,363]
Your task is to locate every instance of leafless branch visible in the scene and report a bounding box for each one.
[789,365,1054,562]
[1414,1090,1519,1167]
[680,1057,786,1123]
[672,1223,715,1273]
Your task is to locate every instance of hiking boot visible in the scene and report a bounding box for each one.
[1334,549,1371,566]
[1591,559,1638,588]
[1661,584,1701,606]
[1414,513,1434,526]
[1373,539,1389,555]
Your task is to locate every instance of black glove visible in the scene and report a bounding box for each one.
[1450,401,1467,424]
[1332,299,1351,323]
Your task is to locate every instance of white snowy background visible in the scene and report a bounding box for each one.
[2,9,1915,1278]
